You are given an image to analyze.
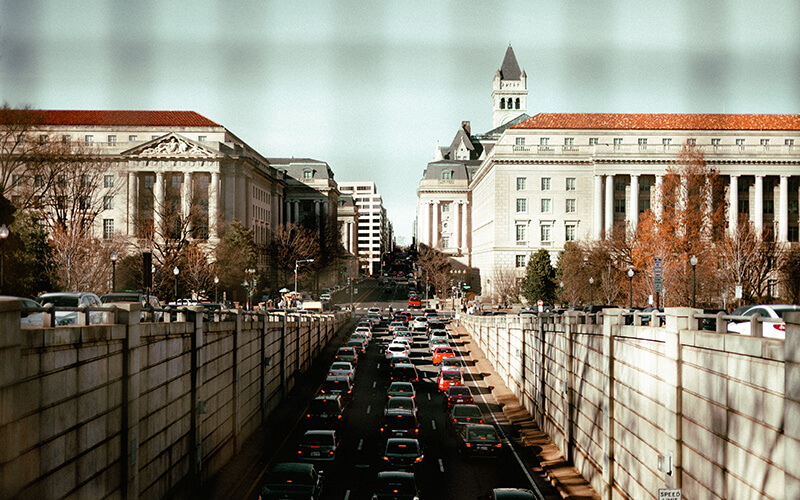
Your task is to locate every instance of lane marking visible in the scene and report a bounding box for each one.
[366,405,371,414]
[372,381,377,389]
[358,439,364,451]
[431,420,436,430]
[427,393,431,401]
[344,491,351,500]
[438,458,445,472]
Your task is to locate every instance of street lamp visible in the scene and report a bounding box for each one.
[295,259,314,295]
[627,269,634,308]
[690,255,698,308]
[110,251,118,292]
[559,281,564,306]
[0,224,9,294]
[589,277,594,305]
[214,276,219,303]
[173,266,180,303]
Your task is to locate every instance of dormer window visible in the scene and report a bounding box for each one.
[303,169,314,179]
[441,170,453,180]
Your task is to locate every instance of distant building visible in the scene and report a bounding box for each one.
[338,181,388,275]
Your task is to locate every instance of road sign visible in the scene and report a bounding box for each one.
[735,285,742,299]
[657,489,682,500]
[654,257,663,293]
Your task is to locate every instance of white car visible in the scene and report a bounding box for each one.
[385,343,411,360]
[727,304,800,339]
[366,312,382,325]
[429,333,448,346]
[411,316,428,332]
[429,338,448,353]
[328,361,355,382]
[354,326,373,341]
[388,321,405,334]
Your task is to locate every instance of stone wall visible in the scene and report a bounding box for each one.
[459,308,800,500]
[0,300,350,499]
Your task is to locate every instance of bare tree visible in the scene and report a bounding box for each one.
[491,264,520,307]
[266,224,321,291]
[415,244,452,299]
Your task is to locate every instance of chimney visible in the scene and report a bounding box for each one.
[461,121,471,135]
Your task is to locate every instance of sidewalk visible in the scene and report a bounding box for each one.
[450,321,600,500]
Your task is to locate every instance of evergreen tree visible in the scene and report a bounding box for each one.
[521,249,556,305]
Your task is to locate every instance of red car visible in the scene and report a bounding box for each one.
[432,346,455,365]
[408,296,421,309]
[437,369,464,392]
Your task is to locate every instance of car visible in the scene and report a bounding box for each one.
[429,338,448,353]
[385,396,417,415]
[432,346,456,365]
[388,355,412,369]
[34,291,105,326]
[296,430,339,461]
[427,321,447,334]
[422,308,437,316]
[335,346,358,365]
[354,326,373,340]
[381,409,420,438]
[346,337,367,355]
[328,361,355,382]
[369,306,383,315]
[305,395,345,426]
[410,316,428,332]
[382,438,424,469]
[385,343,411,360]
[439,357,464,373]
[351,331,370,345]
[100,292,163,321]
[429,332,448,345]
[366,312,382,325]
[387,381,416,399]
[457,424,502,457]
[258,462,324,500]
[483,488,538,500]
[371,471,420,500]
[320,293,331,301]
[2,295,44,329]
[390,363,419,384]
[320,375,353,397]
[388,321,406,334]
[408,297,421,309]
[394,333,414,346]
[447,404,484,433]
[726,304,800,338]
[443,385,474,409]
[437,369,464,392]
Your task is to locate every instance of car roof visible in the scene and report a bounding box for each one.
[269,462,315,475]
[377,470,415,480]
[492,488,536,499]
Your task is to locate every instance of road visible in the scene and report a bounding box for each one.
[241,278,560,499]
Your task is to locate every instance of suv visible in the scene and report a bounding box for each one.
[259,462,324,500]
[306,395,345,426]
[390,363,419,384]
[408,296,421,309]
[100,292,163,322]
[320,375,353,398]
[35,291,104,326]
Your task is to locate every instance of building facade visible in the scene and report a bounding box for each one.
[338,181,388,275]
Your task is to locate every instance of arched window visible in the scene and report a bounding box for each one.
[500,98,506,110]
[441,170,453,180]
[515,98,520,109]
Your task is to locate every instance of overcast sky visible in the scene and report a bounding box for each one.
[2,0,799,244]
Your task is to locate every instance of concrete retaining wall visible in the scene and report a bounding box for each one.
[0,300,349,499]
[459,309,800,500]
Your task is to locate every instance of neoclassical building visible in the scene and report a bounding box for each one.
[416,49,800,299]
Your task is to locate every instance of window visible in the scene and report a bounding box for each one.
[589,138,599,146]
[62,135,71,143]
[516,177,526,191]
[760,139,769,147]
[539,137,550,150]
[515,137,526,146]
[442,236,450,248]
[39,135,48,143]
[541,198,552,213]
[738,199,749,214]
[104,175,114,188]
[441,203,450,213]
[198,136,207,142]
[564,137,575,148]
[736,139,745,147]
[613,138,623,149]
[108,135,117,145]
[663,138,672,147]
[639,177,651,192]
[129,135,138,142]
[786,139,795,146]
[516,255,526,268]
[639,198,651,213]
[103,219,114,239]
[541,178,551,191]
[79,196,90,210]
[151,135,160,140]
[566,199,576,213]
[565,224,576,241]
[711,138,721,146]
[144,175,154,190]
[515,224,527,242]
[566,178,576,191]
[516,199,527,213]
[638,138,648,149]
[34,175,44,188]
[615,178,626,192]
[500,98,506,109]
[171,175,182,189]
[615,198,626,214]
[764,200,774,215]
[687,138,696,145]
[515,98,520,109]
[85,135,94,143]
[540,225,551,243]
[303,169,314,179]
[790,226,799,243]
[104,196,114,210]
[441,169,452,180]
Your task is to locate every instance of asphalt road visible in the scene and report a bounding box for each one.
[234,279,559,500]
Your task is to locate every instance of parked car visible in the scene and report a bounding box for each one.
[1,295,43,329]
[371,471,420,500]
[258,462,324,500]
[382,438,424,469]
[35,291,105,326]
[296,430,339,461]
[727,304,800,338]
[457,424,502,457]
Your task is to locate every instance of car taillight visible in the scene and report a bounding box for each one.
[414,428,419,433]
[495,443,502,448]
[306,414,311,418]
[776,323,786,331]
[329,451,335,455]
[383,456,389,461]
[380,427,384,432]
[337,414,342,419]
[414,456,423,462]
[465,443,472,447]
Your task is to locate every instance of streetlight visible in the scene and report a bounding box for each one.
[627,269,634,308]
[214,276,219,303]
[110,251,118,292]
[559,281,564,306]
[589,277,594,305]
[0,224,9,293]
[173,266,180,303]
[295,259,314,295]
[690,255,698,308]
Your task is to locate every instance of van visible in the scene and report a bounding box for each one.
[302,300,324,313]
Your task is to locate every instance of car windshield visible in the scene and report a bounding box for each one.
[443,372,461,381]
[37,296,80,307]
[386,414,416,428]
[388,398,414,411]
[390,383,413,393]
[309,399,338,412]
[436,348,454,354]
[774,306,800,319]
[330,363,351,370]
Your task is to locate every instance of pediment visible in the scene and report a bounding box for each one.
[123,133,219,158]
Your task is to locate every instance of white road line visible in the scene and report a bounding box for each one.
[438,458,445,473]
[377,363,381,369]
[366,405,371,414]
[431,420,436,430]
[372,381,377,388]
[358,439,364,451]
[344,490,351,500]
[427,393,431,401]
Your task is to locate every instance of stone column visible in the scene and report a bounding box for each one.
[293,201,300,225]
[461,201,469,253]
[433,201,440,248]
[755,175,764,236]
[604,175,614,237]
[128,172,138,236]
[655,174,664,221]
[209,172,219,240]
[779,175,789,242]
[454,200,462,251]
[285,200,291,224]
[729,175,739,236]
[629,174,639,232]
[594,175,604,238]
[425,201,433,247]
[183,171,193,232]
[314,200,321,236]
[155,172,165,237]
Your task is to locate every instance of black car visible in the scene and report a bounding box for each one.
[382,438,424,469]
[390,363,419,384]
[381,409,419,438]
[482,488,538,500]
[457,424,502,457]
[305,395,344,426]
[259,462,324,499]
[371,471,420,500]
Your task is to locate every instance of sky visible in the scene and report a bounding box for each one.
[1,0,799,245]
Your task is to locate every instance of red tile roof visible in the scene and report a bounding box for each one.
[0,109,221,127]
[511,113,800,131]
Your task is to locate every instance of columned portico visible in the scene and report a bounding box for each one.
[729,175,739,236]
[779,175,789,242]
[293,201,300,225]
[755,175,764,235]
[433,201,440,248]
[629,174,639,232]
[183,171,193,231]
[128,172,138,236]
[209,171,219,240]
[454,200,462,250]
[655,175,663,220]
[593,175,603,238]
[155,172,165,235]
[461,201,469,253]
[604,175,614,237]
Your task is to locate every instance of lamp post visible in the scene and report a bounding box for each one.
[294,259,314,295]
[110,251,118,292]
[690,255,698,308]
[559,281,564,307]
[589,277,594,305]
[173,266,179,303]
[245,268,256,309]
[0,224,9,294]
[628,269,634,308]
[214,276,219,303]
